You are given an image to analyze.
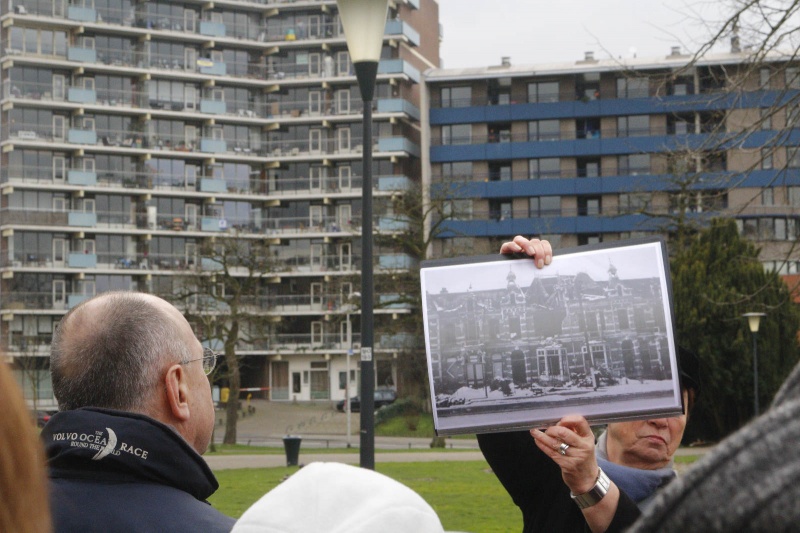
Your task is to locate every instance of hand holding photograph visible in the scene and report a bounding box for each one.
[421,237,683,436]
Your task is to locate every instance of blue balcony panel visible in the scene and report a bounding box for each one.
[379,254,415,269]
[379,294,411,309]
[67,253,97,268]
[67,88,97,104]
[201,257,223,270]
[377,98,420,120]
[200,139,227,153]
[405,0,420,9]
[201,217,227,232]
[199,21,227,37]
[67,294,90,308]
[378,137,420,157]
[438,214,666,239]
[199,178,227,193]
[67,170,97,186]
[385,19,420,46]
[379,59,420,83]
[378,217,410,232]
[200,100,227,114]
[67,47,97,63]
[68,129,98,145]
[198,61,226,76]
[429,91,798,125]
[68,212,97,227]
[67,6,97,22]
[378,175,411,191]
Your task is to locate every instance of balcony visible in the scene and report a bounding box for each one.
[200,100,227,115]
[67,47,97,63]
[68,212,97,227]
[199,21,227,37]
[68,129,98,145]
[198,60,226,76]
[67,88,97,104]
[377,98,420,120]
[67,170,97,186]
[67,253,97,268]
[200,139,227,153]
[378,59,421,83]
[385,19,420,46]
[67,6,97,22]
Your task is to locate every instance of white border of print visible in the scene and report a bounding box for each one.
[421,238,683,436]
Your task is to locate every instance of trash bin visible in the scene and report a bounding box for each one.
[282,435,302,466]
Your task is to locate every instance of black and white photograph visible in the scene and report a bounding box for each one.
[421,238,683,436]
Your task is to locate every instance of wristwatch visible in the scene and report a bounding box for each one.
[570,467,611,509]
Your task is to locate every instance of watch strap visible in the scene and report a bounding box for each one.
[570,467,611,509]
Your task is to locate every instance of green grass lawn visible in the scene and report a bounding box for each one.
[209,460,521,533]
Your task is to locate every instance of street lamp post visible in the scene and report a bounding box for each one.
[336,0,389,470]
[344,291,361,449]
[742,312,766,417]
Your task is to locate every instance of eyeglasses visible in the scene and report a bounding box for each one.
[182,347,218,376]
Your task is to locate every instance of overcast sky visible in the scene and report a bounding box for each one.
[437,0,732,69]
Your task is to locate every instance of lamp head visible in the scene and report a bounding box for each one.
[742,312,766,333]
[337,0,389,101]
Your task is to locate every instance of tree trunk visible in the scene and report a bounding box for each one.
[223,321,241,445]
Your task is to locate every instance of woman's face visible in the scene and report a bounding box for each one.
[605,390,689,470]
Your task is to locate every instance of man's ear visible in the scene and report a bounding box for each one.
[164,364,191,422]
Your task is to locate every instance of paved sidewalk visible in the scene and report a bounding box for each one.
[205,399,713,472]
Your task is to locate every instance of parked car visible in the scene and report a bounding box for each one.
[336,389,397,413]
[36,409,57,428]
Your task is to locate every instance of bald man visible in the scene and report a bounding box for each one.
[41,292,234,533]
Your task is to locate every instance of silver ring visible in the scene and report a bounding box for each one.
[558,442,570,456]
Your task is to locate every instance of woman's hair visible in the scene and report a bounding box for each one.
[0,361,51,533]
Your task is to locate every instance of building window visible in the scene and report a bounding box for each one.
[528,120,560,141]
[528,81,559,103]
[528,158,560,179]
[760,68,772,88]
[488,124,511,143]
[761,108,772,130]
[788,146,800,168]
[762,187,774,206]
[529,196,561,217]
[618,154,651,175]
[441,124,471,145]
[489,199,513,221]
[617,115,650,137]
[762,148,773,170]
[789,187,800,206]
[578,234,602,245]
[441,86,472,108]
[578,196,601,216]
[787,67,800,89]
[616,77,650,98]
[619,193,650,213]
[577,158,600,177]
[440,161,473,180]
[443,199,472,220]
[489,161,512,181]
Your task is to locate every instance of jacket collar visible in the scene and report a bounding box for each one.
[41,407,219,501]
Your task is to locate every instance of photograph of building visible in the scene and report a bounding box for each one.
[422,242,680,434]
[0,0,440,405]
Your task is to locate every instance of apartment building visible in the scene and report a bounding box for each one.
[423,49,800,271]
[0,0,440,405]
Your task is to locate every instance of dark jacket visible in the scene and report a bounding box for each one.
[41,407,235,533]
[478,431,640,532]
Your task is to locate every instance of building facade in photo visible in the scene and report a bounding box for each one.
[0,0,440,405]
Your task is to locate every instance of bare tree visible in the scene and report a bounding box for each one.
[173,234,276,445]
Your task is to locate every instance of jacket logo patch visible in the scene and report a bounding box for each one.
[51,428,149,461]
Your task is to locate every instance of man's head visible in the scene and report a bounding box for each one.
[51,292,214,454]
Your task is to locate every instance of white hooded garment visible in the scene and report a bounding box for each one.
[231,462,445,533]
